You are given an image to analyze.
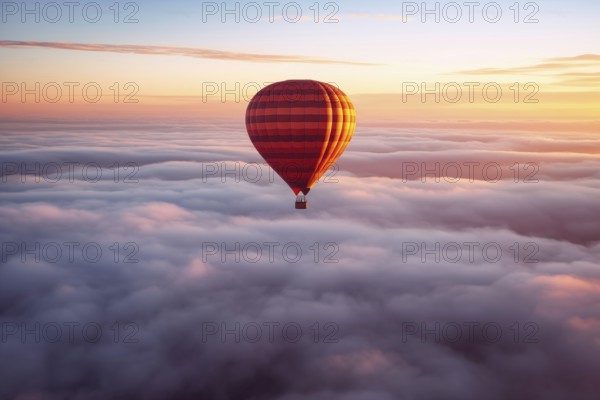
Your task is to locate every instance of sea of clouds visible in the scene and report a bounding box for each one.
[1,119,599,400]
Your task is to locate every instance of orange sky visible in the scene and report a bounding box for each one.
[1,1,599,130]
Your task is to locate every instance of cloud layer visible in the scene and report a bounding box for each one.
[1,120,599,399]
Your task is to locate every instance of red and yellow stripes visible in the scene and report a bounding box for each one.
[245,80,356,195]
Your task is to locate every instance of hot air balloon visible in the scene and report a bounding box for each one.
[245,80,356,209]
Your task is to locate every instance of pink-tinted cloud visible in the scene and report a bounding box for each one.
[1,120,599,400]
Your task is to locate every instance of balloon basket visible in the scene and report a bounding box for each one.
[295,201,308,210]
[295,194,308,209]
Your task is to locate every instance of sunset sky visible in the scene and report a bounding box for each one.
[2,0,599,126]
[1,1,600,399]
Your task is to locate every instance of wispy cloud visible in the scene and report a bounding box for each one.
[548,54,600,62]
[458,63,577,75]
[0,40,377,66]
[454,54,600,88]
[344,13,412,22]
[553,71,600,86]
[555,77,600,86]
[263,13,413,22]
[457,54,600,75]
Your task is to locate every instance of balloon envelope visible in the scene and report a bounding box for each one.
[245,80,356,197]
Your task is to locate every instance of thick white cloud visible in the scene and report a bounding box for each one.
[0,121,599,399]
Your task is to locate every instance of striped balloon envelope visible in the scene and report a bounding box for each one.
[245,80,356,209]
